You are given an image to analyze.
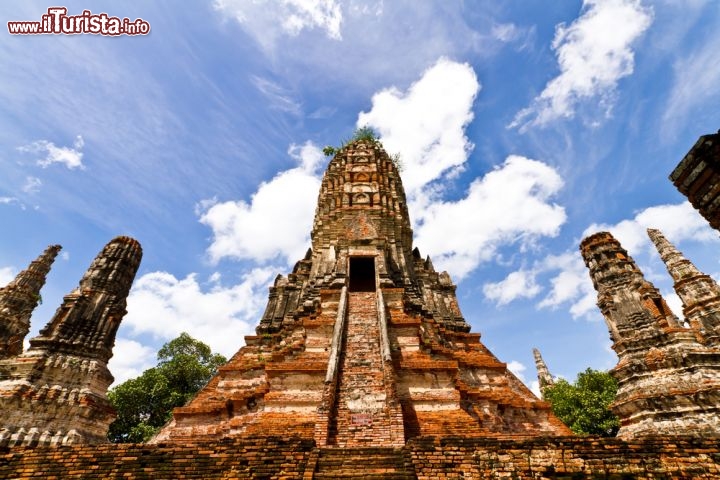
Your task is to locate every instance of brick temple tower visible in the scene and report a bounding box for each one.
[580,231,720,438]
[0,237,142,446]
[154,138,570,452]
[0,245,61,359]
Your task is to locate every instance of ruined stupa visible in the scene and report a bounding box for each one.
[153,138,570,445]
[0,237,142,446]
[580,229,720,438]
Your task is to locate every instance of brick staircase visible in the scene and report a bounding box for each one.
[328,291,396,446]
[313,447,416,479]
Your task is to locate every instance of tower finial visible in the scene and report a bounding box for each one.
[532,348,554,399]
[647,228,704,283]
[0,244,61,359]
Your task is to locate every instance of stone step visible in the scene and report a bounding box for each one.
[313,447,416,479]
[329,292,398,446]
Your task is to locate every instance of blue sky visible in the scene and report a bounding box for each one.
[2,0,719,394]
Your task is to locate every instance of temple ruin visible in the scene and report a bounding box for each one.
[0,237,142,446]
[153,138,570,447]
[580,230,720,438]
[1,136,720,478]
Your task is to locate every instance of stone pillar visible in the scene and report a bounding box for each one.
[0,245,61,359]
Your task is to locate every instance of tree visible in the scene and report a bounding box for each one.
[107,332,227,443]
[543,368,620,437]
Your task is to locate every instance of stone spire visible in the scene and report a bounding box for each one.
[580,231,720,438]
[0,244,61,359]
[27,236,142,363]
[648,227,720,346]
[0,236,142,446]
[532,348,554,398]
[154,138,571,445]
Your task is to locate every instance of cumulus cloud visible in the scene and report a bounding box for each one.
[583,201,716,255]
[0,266,15,286]
[538,252,597,318]
[124,268,275,359]
[482,251,597,318]
[357,57,479,195]
[414,155,566,279]
[483,269,541,306]
[17,135,85,169]
[107,338,156,386]
[22,176,42,194]
[488,202,720,318]
[214,0,342,50]
[199,141,324,265]
[510,0,653,130]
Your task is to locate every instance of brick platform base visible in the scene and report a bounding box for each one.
[2,436,719,479]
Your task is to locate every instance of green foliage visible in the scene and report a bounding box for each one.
[351,125,379,142]
[107,332,226,443]
[322,126,381,156]
[544,368,620,437]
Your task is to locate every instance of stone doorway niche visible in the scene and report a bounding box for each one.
[348,256,376,292]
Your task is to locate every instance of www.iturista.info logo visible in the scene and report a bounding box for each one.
[7,7,150,36]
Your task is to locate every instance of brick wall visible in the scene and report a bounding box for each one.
[2,436,719,479]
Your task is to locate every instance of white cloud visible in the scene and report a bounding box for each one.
[251,75,302,115]
[530,380,541,398]
[483,269,541,306]
[507,360,527,383]
[663,29,720,134]
[482,250,598,318]
[357,57,479,195]
[123,267,275,359]
[583,201,717,255]
[22,176,42,194]
[0,266,15,286]
[107,338,156,386]
[355,59,566,280]
[662,290,683,321]
[199,141,324,265]
[516,202,720,319]
[510,0,653,130]
[491,23,520,43]
[17,135,85,170]
[507,359,542,397]
[414,155,566,279]
[538,252,598,318]
[214,0,342,51]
